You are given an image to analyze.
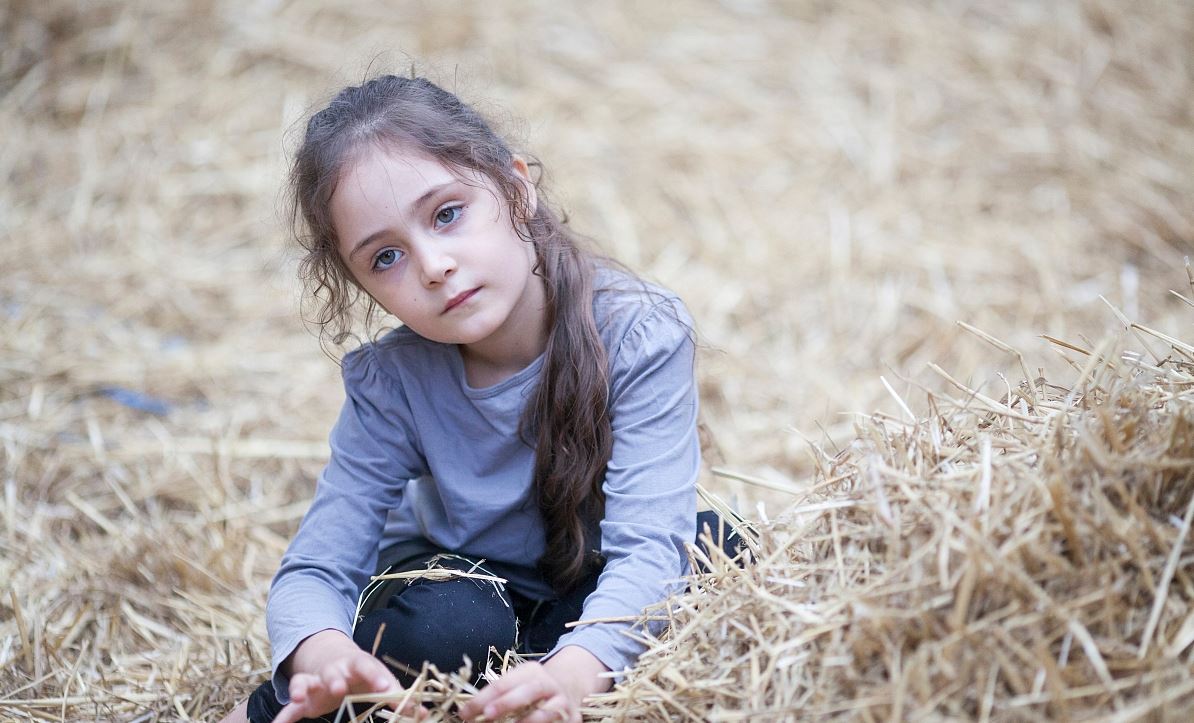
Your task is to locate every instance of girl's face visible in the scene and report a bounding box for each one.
[330,145,546,367]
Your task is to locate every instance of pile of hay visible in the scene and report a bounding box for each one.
[607,316,1194,720]
[314,303,1194,721]
[3,0,1194,720]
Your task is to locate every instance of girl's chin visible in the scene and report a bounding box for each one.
[408,326,495,347]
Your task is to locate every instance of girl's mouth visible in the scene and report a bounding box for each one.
[443,287,480,313]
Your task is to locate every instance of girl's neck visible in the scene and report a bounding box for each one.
[458,278,549,388]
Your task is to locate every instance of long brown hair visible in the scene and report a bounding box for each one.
[289,75,610,592]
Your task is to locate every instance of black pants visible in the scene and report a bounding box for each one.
[246,510,742,723]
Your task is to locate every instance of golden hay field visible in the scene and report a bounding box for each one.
[2,0,1193,720]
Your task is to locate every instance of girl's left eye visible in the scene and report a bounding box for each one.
[435,205,463,227]
[372,248,402,271]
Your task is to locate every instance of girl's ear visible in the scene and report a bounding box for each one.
[511,155,538,219]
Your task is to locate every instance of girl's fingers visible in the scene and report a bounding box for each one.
[277,653,416,723]
[347,656,424,719]
[349,654,396,692]
[459,684,496,717]
[461,664,540,717]
[515,694,575,723]
[272,706,300,723]
[326,676,346,698]
[477,679,552,720]
[274,686,326,723]
[332,658,355,688]
[290,673,320,704]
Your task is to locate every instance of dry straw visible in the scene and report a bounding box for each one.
[604,318,1194,720]
[310,301,1194,721]
[3,0,1194,720]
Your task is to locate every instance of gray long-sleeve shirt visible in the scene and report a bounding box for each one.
[266,272,699,702]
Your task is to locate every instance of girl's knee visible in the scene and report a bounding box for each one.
[243,680,288,723]
[353,578,516,683]
[694,509,749,572]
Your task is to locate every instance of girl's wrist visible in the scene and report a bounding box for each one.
[283,628,357,677]
[542,645,613,700]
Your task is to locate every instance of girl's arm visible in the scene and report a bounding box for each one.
[544,297,700,671]
[463,297,700,721]
[266,347,426,707]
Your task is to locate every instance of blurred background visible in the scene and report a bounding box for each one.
[2,0,1192,718]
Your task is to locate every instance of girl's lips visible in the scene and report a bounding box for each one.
[443,287,480,313]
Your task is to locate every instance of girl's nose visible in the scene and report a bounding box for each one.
[417,246,456,286]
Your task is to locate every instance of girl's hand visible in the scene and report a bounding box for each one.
[459,646,609,723]
[274,631,427,723]
[458,662,578,723]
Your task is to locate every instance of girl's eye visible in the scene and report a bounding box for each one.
[435,205,463,227]
[372,248,402,271]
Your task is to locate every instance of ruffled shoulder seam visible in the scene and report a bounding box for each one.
[610,294,696,363]
[341,327,436,388]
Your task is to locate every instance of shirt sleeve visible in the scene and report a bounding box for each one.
[545,299,700,676]
[265,346,425,703]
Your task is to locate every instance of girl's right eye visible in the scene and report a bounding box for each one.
[372,248,402,272]
[435,204,463,227]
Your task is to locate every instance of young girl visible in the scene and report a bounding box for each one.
[224,74,718,723]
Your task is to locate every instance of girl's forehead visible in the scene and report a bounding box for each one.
[329,144,498,240]
[345,145,450,184]
[340,143,489,198]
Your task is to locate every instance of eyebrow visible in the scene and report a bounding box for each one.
[347,180,457,261]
